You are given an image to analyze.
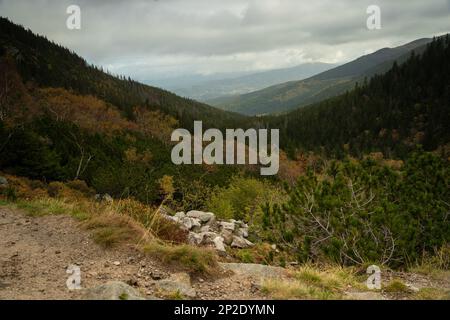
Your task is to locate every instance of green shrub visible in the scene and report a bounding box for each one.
[209,176,286,222]
[263,151,450,267]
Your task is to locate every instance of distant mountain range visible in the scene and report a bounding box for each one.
[209,38,432,116]
[165,62,337,101]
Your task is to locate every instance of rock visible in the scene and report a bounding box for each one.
[406,283,420,292]
[180,217,193,230]
[191,218,201,229]
[113,261,121,266]
[126,278,139,287]
[220,263,287,280]
[82,281,146,300]
[205,215,217,226]
[345,291,385,300]
[95,194,113,203]
[220,229,234,245]
[200,225,211,233]
[213,236,226,253]
[198,232,219,245]
[186,210,215,223]
[251,282,262,293]
[230,236,254,249]
[188,232,205,246]
[174,212,186,219]
[0,176,8,187]
[236,228,249,238]
[153,273,196,298]
[179,217,201,230]
[219,221,235,232]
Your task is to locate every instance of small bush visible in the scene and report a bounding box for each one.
[209,175,286,222]
[47,181,65,197]
[66,179,95,196]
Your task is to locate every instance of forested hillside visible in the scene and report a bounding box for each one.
[212,38,431,116]
[268,36,450,159]
[0,17,245,131]
[0,18,244,205]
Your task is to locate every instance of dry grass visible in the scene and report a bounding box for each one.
[83,213,151,248]
[262,265,362,300]
[413,287,450,300]
[143,241,219,275]
[12,197,90,220]
[410,245,450,281]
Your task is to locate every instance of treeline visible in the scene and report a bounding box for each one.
[264,36,450,159]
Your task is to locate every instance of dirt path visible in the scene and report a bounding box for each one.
[0,206,265,300]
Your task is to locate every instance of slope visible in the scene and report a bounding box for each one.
[0,17,245,130]
[265,36,450,158]
[211,38,432,116]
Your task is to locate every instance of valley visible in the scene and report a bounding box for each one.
[0,16,449,301]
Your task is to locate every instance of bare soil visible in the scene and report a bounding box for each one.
[0,206,265,300]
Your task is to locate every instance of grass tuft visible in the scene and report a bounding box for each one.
[143,241,218,275]
[383,279,410,293]
[262,265,361,300]
[84,214,150,248]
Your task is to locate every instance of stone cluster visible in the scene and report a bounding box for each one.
[164,210,254,254]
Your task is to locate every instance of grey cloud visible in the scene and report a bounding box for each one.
[0,0,449,79]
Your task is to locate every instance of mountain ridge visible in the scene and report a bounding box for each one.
[170,62,337,101]
[210,38,432,116]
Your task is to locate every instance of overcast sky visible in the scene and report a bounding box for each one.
[1,0,450,82]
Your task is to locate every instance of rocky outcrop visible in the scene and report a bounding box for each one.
[151,273,196,299]
[163,210,253,254]
[82,281,146,300]
[186,210,215,223]
[219,263,288,280]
